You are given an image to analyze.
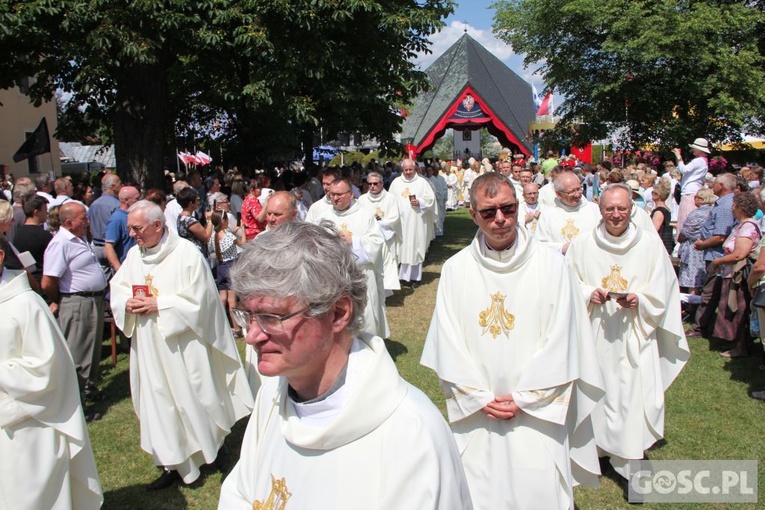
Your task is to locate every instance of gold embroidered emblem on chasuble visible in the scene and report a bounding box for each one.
[374,207,384,219]
[601,265,629,292]
[253,475,291,510]
[339,223,353,239]
[478,292,515,339]
[560,219,579,241]
[401,187,411,198]
[144,274,159,296]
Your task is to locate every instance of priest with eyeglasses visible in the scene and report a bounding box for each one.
[421,172,604,510]
[109,200,254,491]
[219,221,472,509]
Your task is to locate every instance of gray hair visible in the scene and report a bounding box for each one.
[34,174,50,189]
[0,201,12,223]
[553,171,580,192]
[128,200,166,226]
[716,173,736,191]
[172,180,189,195]
[231,221,367,334]
[102,173,121,191]
[366,171,383,182]
[600,182,633,206]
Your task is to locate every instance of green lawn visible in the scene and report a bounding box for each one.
[88,209,765,509]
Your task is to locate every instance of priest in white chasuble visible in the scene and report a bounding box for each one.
[537,171,601,255]
[421,173,604,510]
[0,238,102,510]
[304,167,340,224]
[358,171,402,295]
[388,159,436,286]
[110,201,254,490]
[219,222,472,510]
[309,178,390,339]
[567,183,690,478]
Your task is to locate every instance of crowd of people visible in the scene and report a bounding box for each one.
[0,138,763,508]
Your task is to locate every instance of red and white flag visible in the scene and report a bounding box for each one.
[194,151,212,166]
[536,92,553,116]
[178,151,196,165]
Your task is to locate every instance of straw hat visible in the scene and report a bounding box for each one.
[689,138,711,154]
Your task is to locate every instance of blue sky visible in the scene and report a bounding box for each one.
[414,1,545,88]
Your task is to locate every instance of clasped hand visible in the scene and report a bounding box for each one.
[126,296,158,315]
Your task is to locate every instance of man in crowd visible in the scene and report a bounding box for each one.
[518,182,543,234]
[49,177,78,207]
[12,194,53,285]
[109,200,254,490]
[163,180,189,234]
[219,221,472,509]
[540,150,559,178]
[35,173,54,203]
[388,159,435,288]
[686,173,737,337]
[305,167,340,223]
[42,202,109,412]
[536,171,601,254]
[9,176,35,243]
[309,178,389,339]
[567,183,689,478]
[358,171,401,295]
[421,172,603,509]
[0,236,103,509]
[103,185,141,273]
[87,173,122,277]
[264,190,298,229]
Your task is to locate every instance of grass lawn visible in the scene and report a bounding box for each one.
[88,208,765,509]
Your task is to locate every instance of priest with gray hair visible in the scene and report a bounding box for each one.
[219,221,472,509]
[109,200,253,491]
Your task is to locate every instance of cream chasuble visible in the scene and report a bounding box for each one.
[304,195,333,224]
[567,222,689,476]
[309,201,390,339]
[358,189,402,292]
[446,172,459,209]
[518,201,545,235]
[536,198,601,253]
[388,174,436,266]
[421,228,604,510]
[110,232,254,484]
[0,269,102,510]
[219,335,473,510]
[538,182,557,207]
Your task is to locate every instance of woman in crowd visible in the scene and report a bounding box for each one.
[678,188,715,294]
[208,211,245,338]
[176,187,212,258]
[674,138,710,235]
[707,192,762,358]
[241,180,267,241]
[229,178,246,222]
[651,179,675,255]
[73,182,94,206]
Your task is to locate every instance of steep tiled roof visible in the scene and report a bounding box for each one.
[402,33,534,154]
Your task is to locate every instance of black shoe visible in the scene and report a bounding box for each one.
[147,469,180,491]
[84,391,106,405]
[214,444,231,473]
[411,281,420,289]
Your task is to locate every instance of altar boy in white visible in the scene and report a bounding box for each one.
[219,222,472,510]
[0,236,102,510]
[421,173,604,510]
[567,183,690,478]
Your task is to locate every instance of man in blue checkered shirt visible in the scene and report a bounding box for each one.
[686,173,736,336]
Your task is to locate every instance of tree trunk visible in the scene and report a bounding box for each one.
[112,60,169,189]
[302,125,315,165]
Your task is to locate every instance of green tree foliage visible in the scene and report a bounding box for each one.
[493,0,765,150]
[1,0,453,186]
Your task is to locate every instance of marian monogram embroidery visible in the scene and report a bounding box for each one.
[253,475,291,510]
[478,292,515,339]
[601,265,629,292]
[560,219,579,241]
[374,207,385,219]
[401,187,411,198]
[144,274,159,296]
[339,223,353,239]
